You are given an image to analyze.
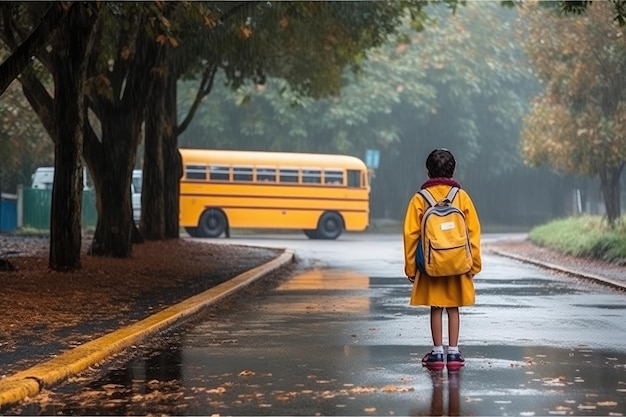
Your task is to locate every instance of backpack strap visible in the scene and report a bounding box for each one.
[444,186,459,204]
[417,188,437,207]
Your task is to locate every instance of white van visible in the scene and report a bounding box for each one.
[31,167,92,190]
[31,167,55,190]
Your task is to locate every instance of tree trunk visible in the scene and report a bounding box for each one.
[49,4,98,271]
[143,73,181,240]
[89,111,140,257]
[142,73,167,240]
[164,74,181,239]
[142,36,179,240]
[84,11,158,256]
[598,164,624,227]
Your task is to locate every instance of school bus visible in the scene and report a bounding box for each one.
[179,148,370,239]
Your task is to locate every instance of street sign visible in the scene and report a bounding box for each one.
[365,149,380,169]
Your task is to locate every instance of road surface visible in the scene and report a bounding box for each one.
[6,233,626,416]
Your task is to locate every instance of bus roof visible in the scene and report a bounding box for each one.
[179,148,367,170]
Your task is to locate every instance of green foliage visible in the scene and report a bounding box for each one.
[0,79,53,192]
[173,2,432,99]
[529,215,626,265]
[180,2,534,159]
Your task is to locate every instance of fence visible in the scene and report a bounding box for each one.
[0,193,17,232]
[6,188,98,232]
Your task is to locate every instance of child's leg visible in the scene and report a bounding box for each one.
[423,307,446,369]
[430,306,444,347]
[445,307,466,370]
[446,307,460,347]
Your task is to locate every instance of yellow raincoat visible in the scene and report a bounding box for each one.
[403,184,482,307]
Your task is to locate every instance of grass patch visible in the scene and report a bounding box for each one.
[528,215,626,265]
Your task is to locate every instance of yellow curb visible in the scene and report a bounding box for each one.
[0,248,294,409]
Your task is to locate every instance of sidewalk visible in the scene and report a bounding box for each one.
[0,238,295,411]
[485,238,626,291]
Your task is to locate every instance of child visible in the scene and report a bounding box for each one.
[402,148,482,371]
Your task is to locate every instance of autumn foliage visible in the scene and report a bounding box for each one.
[518,1,626,224]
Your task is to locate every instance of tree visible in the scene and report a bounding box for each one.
[3,1,437,262]
[142,1,438,241]
[0,2,100,270]
[82,4,164,256]
[519,1,626,226]
[1,3,155,261]
[48,3,100,269]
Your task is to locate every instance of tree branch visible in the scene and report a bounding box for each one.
[176,64,218,136]
[0,2,71,95]
[18,71,56,143]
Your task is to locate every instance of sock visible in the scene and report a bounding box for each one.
[432,345,444,354]
[448,346,459,354]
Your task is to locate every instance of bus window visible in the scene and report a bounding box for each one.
[324,170,343,185]
[187,165,207,180]
[233,166,253,182]
[209,165,229,181]
[279,168,299,183]
[257,167,277,182]
[347,169,362,188]
[302,169,321,184]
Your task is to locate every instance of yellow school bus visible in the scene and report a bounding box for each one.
[179,148,370,239]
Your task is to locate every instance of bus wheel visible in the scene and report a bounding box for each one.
[317,212,343,240]
[198,209,227,238]
[185,227,199,238]
[303,229,319,239]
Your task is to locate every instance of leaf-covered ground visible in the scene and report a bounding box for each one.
[0,235,284,378]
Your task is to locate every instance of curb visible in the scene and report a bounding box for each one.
[490,249,626,291]
[0,248,295,410]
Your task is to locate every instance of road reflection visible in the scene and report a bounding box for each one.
[273,269,371,314]
[410,370,461,416]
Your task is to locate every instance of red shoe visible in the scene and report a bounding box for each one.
[446,352,465,371]
[422,352,445,371]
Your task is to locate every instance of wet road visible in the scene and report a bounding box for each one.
[7,233,626,416]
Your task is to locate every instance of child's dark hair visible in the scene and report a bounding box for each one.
[426,148,456,178]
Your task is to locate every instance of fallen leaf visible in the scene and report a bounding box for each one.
[238,370,255,377]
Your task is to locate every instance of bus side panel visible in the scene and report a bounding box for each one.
[342,211,369,232]
[227,208,320,230]
[179,183,369,231]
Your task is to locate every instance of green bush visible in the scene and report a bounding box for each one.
[528,215,626,265]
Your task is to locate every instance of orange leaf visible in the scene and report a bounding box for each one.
[240,26,252,39]
[156,34,168,46]
[204,14,217,28]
